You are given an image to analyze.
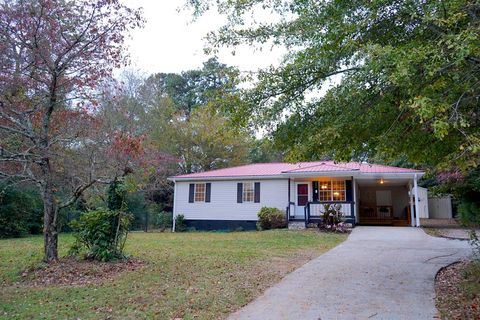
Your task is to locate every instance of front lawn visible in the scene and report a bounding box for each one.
[0,230,346,319]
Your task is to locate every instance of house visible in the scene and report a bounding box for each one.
[168,161,427,230]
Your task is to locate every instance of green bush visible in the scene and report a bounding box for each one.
[459,201,480,227]
[154,211,173,231]
[449,167,480,227]
[0,183,43,238]
[257,207,287,230]
[69,208,132,261]
[174,214,187,232]
[58,197,88,232]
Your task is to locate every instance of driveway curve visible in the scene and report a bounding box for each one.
[229,227,471,320]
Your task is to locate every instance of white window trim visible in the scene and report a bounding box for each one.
[242,182,254,203]
[318,179,346,202]
[194,183,206,202]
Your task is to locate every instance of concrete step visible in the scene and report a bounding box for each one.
[288,221,306,230]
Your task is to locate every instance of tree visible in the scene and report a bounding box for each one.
[97,72,179,215]
[187,0,480,170]
[0,0,143,261]
[157,107,251,173]
[142,57,241,117]
[135,59,251,174]
[248,138,284,163]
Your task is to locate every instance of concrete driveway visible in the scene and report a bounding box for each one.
[229,227,471,320]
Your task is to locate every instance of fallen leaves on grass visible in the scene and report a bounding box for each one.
[16,256,146,287]
[435,260,480,319]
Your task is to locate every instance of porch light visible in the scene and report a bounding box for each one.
[379,178,384,184]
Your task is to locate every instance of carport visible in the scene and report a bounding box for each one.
[354,173,427,226]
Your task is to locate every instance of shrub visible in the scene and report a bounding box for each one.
[459,201,480,227]
[257,207,287,230]
[0,183,43,238]
[155,211,173,231]
[319,203,349,233]
[174,214,187,232]
[69,208,132,261]
[470,230,480,260]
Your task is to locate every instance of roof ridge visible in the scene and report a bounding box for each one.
[356,162,420,170]
[284,162,358,173]
[283,162,327,172]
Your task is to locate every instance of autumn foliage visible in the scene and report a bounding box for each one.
[0,0,144,261]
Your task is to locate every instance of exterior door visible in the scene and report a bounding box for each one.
[295,183,309,219]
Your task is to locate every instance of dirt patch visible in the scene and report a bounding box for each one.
[262,250,319,277]
[424,228,475,240]
[421,219,461,228]
[435,260,480,319]
[15,257,146,287]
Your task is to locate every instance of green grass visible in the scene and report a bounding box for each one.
[0,230,346,319]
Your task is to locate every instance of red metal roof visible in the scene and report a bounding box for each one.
[172,161,422,179]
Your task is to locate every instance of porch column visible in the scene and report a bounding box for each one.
[290,178,295,218]
[352,176,358,224]
[409,182,415,227]
[414,174,421,227]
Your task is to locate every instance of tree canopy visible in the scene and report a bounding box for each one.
[0,0,144,261]
[188,0,480,170]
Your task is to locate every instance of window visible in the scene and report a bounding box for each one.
[318,179,346,201]
[242,182,254,202]
[319,180,332,201]
[332,180,346,201]
[194,183,206,202]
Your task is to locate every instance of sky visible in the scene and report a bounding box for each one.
[122,0,286,75]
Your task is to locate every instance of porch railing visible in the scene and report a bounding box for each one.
[359,205,394,222]
[285,202,295,222]
[304,201,355,227]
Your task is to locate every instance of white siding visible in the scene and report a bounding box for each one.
[174,179,289,221]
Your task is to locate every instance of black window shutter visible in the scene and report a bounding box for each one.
[312,181,319,201]
[189,184,195,203]
[345,180,353,201]
[254,182,260,203]
[237,183,243,203]
[205,183,211,202]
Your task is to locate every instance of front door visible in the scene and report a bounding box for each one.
[295,183,309,219]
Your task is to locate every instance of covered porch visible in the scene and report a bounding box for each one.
[286,173,426,227]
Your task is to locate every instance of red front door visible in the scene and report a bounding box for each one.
[295,183,309,218]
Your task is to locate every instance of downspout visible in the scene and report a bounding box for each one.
[172,180,177,232]
[287,178,291,220]
[288,178,291,204]
[409,182,415,227]
[414,174,420,227]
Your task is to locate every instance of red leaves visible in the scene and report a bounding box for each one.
[110,131,145,160]
[0,0,144,100]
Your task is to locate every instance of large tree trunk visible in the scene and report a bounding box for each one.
[41,159,58,262]
[43,184,58,262]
